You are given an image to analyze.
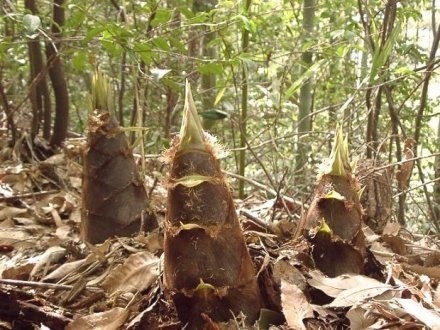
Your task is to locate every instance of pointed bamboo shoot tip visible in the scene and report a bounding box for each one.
[179,80,205,150]
[324,125,351,177]
[91,68,113,113]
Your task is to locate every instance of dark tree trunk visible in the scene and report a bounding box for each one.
[46,0,69,147]
[25,0,52,141]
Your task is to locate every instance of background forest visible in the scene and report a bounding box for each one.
[1,0,440,233]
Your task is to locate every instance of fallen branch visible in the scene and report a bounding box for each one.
[0,278,99,291]
[0,288,72,329]
[0,189,59,202]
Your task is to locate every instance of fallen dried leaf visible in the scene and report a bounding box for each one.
[101,251,159,294]
[328,282,394,308]
[0,206,27,220]
[280,279,313,330]
[65,307,129,330]
[308,270,388,298]
[396,298,440,329]
[346,305,377,330]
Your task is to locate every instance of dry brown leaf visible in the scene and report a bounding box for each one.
[403,263,440,280]
[280,279,313,330]
[101,251,159,294]
[434,285,440,309]
[396,298,440,329]
[382,222,401,235]
[65,307,129,330]
[396,139,415,190]
[43,259,86,281]
[346,305,377,330]
[273,259,306,289]
[308,270,388,298]
[328,281,394,308]
[382,234,409,255]
[30,246,66,279]
[0,227,35,248]
[0,206,27,221]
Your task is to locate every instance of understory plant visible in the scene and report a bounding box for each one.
[163,81,263,328]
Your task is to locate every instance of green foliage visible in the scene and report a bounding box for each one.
[1,0,438,229]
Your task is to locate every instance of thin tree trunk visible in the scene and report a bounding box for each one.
[0,80,16,145]
[295,0,315,177]
[25,0,52,141]
[46,0,69,147]
[239,0,252,198]
[413,23,440,230]
[434,120,440,224]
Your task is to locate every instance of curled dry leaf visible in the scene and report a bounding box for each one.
[30,246,66,279]
[280,279,313,330]
[346,305,377,330]
[65,307,129,330]
[101,251,159,294]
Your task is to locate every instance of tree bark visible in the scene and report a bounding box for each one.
[295,0,315,176]
[25,0,52,141]
[46,0,69,147]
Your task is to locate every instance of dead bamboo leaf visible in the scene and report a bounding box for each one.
[396,298,440,329]
[308,270,387,298]
[280,279,313,330]
[65,307,129,330]
[346,305,377,330]
[30,246,66,279]
[101,251,159,294]
[43,259,86,281]
[0,206,27,220]
[328,280,393,308]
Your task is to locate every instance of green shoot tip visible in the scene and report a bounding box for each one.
[90,68,113,113]
[179,80,205,150]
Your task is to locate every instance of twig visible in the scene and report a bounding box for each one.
[0,289,72,328]
[0,189,59,202]
[224,170,306,208]
[239,208,275,234]
[358,152,440,180]
[0,278,99,291]
[393,177,440,198]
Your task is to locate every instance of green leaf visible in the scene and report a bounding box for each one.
[84,26,106,43]
[214,86,226,106]
[198,62,223,75]
[199,110,228,120]
[283,60,324,102]
[134,43,152,64]
[72,51,88,72]
[23,14,41,32]
[369,22,401,84]
[152,37,170,51]
[168,36,185,52]
[236,15,257,35]
[150,9,172,27]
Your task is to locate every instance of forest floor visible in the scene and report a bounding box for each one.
[0,139,440,330]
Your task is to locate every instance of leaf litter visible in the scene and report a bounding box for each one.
[0,142,440,329]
